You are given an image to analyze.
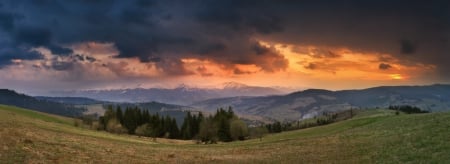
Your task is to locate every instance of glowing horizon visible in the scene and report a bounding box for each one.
[0,1,448,95]
[0,40,442,95]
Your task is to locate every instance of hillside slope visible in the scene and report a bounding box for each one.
[1,105,449,163]
[193,84,450,122]
[35,96,103,105]
[0,89,85,117]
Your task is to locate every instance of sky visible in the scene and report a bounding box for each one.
[0,0,449,95]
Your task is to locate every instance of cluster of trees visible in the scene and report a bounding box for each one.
[388,105,429,114]
[248,126,269,141]
[78,107,363,143]
[179,112,203,140]
[265,121,289,133]
[265,110,355,134]
[194,107,249,144]
[78,107,363,142]
[98,106,180,139]
[315,112,338,125]
[78,106,250,143]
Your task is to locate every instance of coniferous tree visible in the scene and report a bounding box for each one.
[116,106,123,124]
[169,118,180,139]
[272,121,282,133]
[159,116,165,137]
[181,112,193,139]
[103,105,115,126]
[123,107,139,134]
[217,117,231,141]
[266,124,272,133]
[214,108,232,142]
[193,112,203,137]
[99,105,251,142]
[142,110,150,124]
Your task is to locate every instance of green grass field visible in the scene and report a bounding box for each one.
[1,104,449,163]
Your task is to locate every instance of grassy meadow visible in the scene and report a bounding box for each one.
[1,105,449,163]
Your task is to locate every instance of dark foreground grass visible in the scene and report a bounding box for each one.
[1,105,449,163]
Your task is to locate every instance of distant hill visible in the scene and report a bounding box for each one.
[0,89,85,117]
[50,82,283,105]
[35,96,103,105]
[192,84,450,122]
[32,94,203,126]
[5,84,450,123]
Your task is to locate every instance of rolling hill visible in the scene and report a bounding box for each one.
[35,96,104,105]
[0,89,86,117]
[192,84,450,122]
[1,105,449,163]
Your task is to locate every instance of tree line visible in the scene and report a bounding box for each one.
[265,109,356,134]
[77,107,358,142]
[99,106,180,139]
[77,107,366,142]
[388,105,429,114]
[78,106,250,143]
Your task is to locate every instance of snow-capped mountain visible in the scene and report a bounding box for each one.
[50,82,284,105]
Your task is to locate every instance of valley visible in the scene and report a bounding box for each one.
[32,84,450,123]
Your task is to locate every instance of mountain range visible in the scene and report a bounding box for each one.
[50,82,284,105]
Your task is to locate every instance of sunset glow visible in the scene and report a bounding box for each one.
[0,1,448,95]
[390,74,404,80]
[0,40,440,93]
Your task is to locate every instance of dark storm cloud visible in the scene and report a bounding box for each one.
[195,0,283,34]
[155,58,194,76]
[0,11,20,31]
[264,0,450,78]
[14,26,51,46]
[85,56,96,63]
[379,63,392,70]
[0,43,43,68]
[72,54,96,63]
[400,40,417,54]
[47,45,73,56]
[197,43,227,55]
[0,0,449,78]
[74,54,84,61]
[0,0,292,74]
[253,43,271,55]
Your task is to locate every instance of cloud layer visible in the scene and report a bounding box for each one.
[0,0,449,92]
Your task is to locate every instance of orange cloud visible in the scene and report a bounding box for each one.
[1,41,439,91]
